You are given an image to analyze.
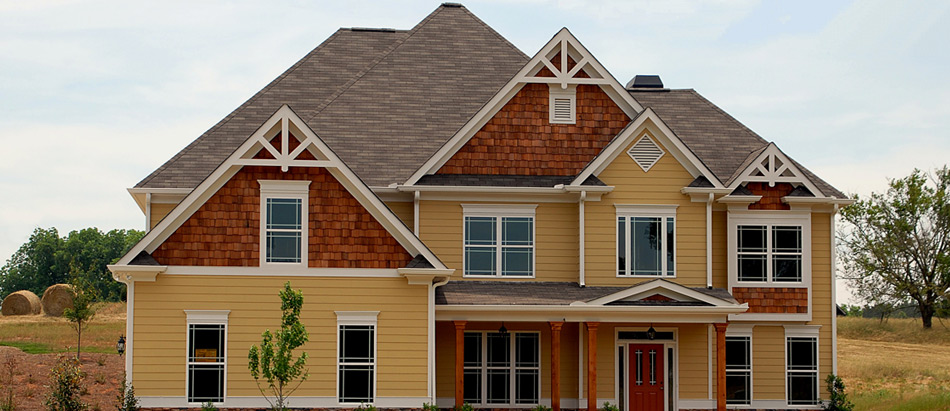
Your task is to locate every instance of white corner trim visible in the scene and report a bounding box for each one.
[335,311,380,325]
[184,310,230,323]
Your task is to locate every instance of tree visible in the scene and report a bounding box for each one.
[63,274,97,360]
[248,282,309,410]
[0,227,65,298]
[839,166,950,328]
[44,356,87,411]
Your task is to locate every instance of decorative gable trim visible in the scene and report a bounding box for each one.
[113,105,447,271]
[727,143,824,198]
[570,108,722,187]
[403,28,643,186]
[627,135,665,172]
[582,279,746,309]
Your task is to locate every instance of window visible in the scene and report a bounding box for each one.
[548,85,576,124]
[616,205,676,277]
[786,337,819,405]
[737,224,802,282]
[259,180,310,265]
[337,311,377,404]
[726,336,752,405]
[464,332,540,405]
[185,310,229,404]
[463,205,536,277]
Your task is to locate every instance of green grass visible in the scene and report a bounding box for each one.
[0,302,126,354]
[837,315,950,345]
[851,387,950,410]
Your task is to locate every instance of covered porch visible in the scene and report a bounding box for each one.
[434,280,748,411]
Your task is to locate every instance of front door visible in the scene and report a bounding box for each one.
[629,344,664,411]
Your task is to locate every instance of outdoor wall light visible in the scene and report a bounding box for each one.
[498,322,508,334]
[117,336,126,355]
[647,325,656,340]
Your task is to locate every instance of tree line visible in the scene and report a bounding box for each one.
[0,227,143,301]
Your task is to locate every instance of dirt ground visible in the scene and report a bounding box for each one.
[0,345,124,410]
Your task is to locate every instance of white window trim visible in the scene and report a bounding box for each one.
[184,310,230,405]
[336,311,379,405]
[615,327,679,411]
[615,204,678,278]
[462,204,538,278]
[728,211,811,287]
[725,325,754,408]
[548,85,577,124]
[784,326,821,408]
[259,180,311,266]
[463,330,541,407]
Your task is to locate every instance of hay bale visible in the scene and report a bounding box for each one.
[1,290,42,316]
[42,284,75,317]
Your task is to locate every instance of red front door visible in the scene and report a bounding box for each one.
[629,344,664,411]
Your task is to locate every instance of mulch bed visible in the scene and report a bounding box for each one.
[0,346,124,410]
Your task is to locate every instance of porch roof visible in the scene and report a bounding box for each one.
[436,280,739,306]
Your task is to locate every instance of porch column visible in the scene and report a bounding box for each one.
[586,322,599,411]
[454,320,467,408]
[714,323,728,411]
[549,321,564,411]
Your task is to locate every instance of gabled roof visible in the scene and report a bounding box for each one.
[117,105,447,270]
[137,4,528,189]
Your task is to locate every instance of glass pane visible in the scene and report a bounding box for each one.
[738,225,766,252]
[465,217,496,245]
[726,372,751,405]
[266,198,301,230]
[502,217,533,246]
[465,247,496,276]
[267,231,301,263]
[515,369,539,404]
[725,337,750,368]
[339,365,374,403]
[631,217,661,275]
[487,333,510,367]
[738,255,766,281]
[787,338,817,370]
[340,325,374,362]
[618,217,626,275]
[463,369,482,403]
[773,256,802,282]
[502,248,532,277]
[188,364,224,402]
[773,226,802,252]
[635,349,642,385]
[486,369,510,404]
[666,218,675,276]
[464,333,482,366]
[189,324,224,362]
[515,334,539,367]
[788,373,818,404]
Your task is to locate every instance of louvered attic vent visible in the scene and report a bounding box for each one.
[627,135,665,172]
[549,85,576,124]
[553,98,572,121]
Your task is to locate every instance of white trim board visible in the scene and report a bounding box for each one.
[113,105,448,271]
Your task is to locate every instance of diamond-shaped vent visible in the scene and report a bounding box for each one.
[627,135,665,172]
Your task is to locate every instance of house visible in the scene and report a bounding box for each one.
[108,4,852,411]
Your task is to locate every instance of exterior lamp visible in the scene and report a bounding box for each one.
[117,336,126,355]
[498,322,508,334]
[646,325,656,340]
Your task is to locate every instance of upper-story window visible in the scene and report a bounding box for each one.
[259,180,310,265]
[462,204,537,277]
[616,205,676,277]
[729,212,811,285]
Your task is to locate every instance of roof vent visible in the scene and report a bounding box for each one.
[350,27,397,33]
[441,2,464,7]
[627,135,665,172]
[626,75,664,90]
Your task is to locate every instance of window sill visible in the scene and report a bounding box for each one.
[462,274,537,279]
[616,274,676,279]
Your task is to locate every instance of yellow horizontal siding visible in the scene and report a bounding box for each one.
[149,203,177,230]
[132,275,428,398]
[385,200,414,230]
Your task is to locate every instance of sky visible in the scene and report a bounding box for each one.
[2,0,949,304]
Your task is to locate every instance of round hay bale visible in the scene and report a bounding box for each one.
[1,290,42,316]
[42,284,75,317]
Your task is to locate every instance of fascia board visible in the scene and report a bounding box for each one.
[585,279,738,307]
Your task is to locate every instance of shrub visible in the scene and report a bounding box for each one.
[453,403,474,411]
[44,356,87,411]
[115,378,139,411]
[200,402,218,411]
[823,374,854,411]
[422,402,439,411]
[1,356,17,411]
[532,405,551,411]
[356,404,377,411]
[601,402,619,411]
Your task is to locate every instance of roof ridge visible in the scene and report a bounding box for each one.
[304,5,451,122]
[455,5,527,60]
[136,29,349,187]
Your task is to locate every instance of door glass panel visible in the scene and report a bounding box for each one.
[635,350,642,385]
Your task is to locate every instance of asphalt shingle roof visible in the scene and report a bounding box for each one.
[436,281,738,306]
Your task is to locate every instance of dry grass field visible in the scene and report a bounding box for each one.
[838,316,950,410]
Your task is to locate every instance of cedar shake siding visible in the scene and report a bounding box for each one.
[151,165,412,268]
[733,287,809,313]
[746,182,795,210]
[436,83,630,176]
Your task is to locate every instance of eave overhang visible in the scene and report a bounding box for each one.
[435,304,747,323]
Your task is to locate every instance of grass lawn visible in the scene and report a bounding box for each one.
[838,316,950,410]
[0,302,125,354]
